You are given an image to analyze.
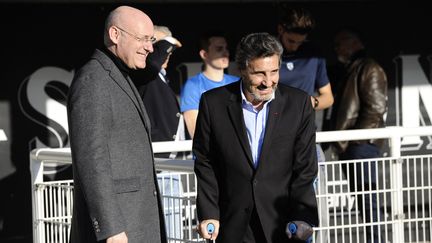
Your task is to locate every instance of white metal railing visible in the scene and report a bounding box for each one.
[30,126,432,243]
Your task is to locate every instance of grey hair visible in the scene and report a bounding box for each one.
[154,25,172,37]
[235,32,283,71]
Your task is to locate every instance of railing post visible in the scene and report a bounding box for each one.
[30,149,44,243]
[389,127,404,243]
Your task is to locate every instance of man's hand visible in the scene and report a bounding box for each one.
[183,109,198,138]
[197,219,220,240]
[107,231,128,243]
[286,221,313,241]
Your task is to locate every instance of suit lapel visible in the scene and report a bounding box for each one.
[227,89,254,167]
[257,88,284,167]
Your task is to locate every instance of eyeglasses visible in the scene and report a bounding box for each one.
[115,26,156,44]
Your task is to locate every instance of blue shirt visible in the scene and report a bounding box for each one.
[180,72,239,112]
[240,82,274,167]
[279,56,329,95]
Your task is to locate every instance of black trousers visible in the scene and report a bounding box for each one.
[242,207,267,243]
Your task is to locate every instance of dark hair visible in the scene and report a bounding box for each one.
[198,29,227,51]
[279,7,315,35]
[334,26,365,45]
[235,32,283,71]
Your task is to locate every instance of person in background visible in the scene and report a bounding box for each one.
[135,25,184,158]
[67,6,166,243]
[332,27,388,243]
[194,32,318,243]
[277,6,333,242]
[277,6,333,111]
[180,30,239,138]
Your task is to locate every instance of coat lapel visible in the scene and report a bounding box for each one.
[93,49,151,133]
[227,88,254,167]
[125,75,152,131]
[257,88,284,167]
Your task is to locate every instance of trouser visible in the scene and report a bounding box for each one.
[340,143,383,243]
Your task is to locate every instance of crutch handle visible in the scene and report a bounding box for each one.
[207,223,215,243]
[207,223,215,234]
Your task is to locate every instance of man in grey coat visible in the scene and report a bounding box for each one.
[67,6,166,243]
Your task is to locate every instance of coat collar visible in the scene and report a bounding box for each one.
[91,49,151,132]
[227,83,254,166]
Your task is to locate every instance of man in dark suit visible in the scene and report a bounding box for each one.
[135,26,183,158]
[67,6,166,243]
[194,32,318,243]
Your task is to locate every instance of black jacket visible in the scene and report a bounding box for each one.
[134,40,181,144]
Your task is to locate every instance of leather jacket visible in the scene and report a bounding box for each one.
[334,50,388,153]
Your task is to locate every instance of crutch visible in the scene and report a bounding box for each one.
[207,223,215,243]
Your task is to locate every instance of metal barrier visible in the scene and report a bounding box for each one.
[30,156,202,243]
[30,126,432,243]
[316,155,432,243]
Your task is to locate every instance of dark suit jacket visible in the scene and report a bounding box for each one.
[67,49,166,243]
[194,81,318,243]
[139,75,180,142]
[135,40,181,143]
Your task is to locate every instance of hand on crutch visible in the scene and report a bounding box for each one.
[197,219,219,242]
[207,223,215,243]
[286,221,313,242]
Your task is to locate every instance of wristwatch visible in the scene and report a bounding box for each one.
[313,96,319,109]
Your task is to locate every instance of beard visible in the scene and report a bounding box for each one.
[247,83,277,102]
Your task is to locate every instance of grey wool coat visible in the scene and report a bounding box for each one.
[67,49,167,243]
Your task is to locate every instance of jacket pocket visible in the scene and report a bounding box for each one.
[113,177,141,193]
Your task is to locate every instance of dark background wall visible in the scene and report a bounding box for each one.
[0,1,430,242]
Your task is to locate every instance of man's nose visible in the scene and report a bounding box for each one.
[262,77,273,87]
[145,42,154,53]
[223,49,229,57]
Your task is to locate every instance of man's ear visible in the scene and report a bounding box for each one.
[108,26,120,44]
[199,49,207,61]
[277,24,285,36]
